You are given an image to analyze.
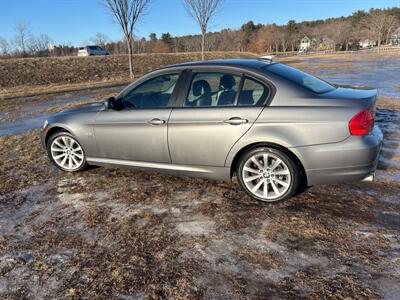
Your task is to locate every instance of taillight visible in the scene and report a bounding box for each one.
[349,109,374,136]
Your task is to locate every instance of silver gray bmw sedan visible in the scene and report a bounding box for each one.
[41,58,383,202]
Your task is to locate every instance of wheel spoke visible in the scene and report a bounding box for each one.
[244,174,261,182]
[61,137,68,147]
[60,155,68,167]
[51,146,64,152]
[71,155,80,166]
[263,153,269,167]
[251,180,264,193]
[263,181,268,198]
[273,178,289,187]
[274,169,290,176]
[250,157,263,169]
[73,152,83,159]
[271,158,282,171]
[244,166,258,174]
[54,153,66,160]
[54,140,64,148]
[270,180,281,196]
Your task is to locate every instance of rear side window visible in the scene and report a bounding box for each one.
[265,63,335,94]
[238,77,269,106]
[185,72,241,107]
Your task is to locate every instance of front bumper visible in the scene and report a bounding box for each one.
[293,125,383,186]
[40,124,51,152]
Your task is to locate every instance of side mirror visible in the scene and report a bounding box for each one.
[104,97,121,110]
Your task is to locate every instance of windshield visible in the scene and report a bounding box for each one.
[264,63,335,94]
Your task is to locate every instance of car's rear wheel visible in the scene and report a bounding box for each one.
[237,147,299,202]
[47,131,88,172]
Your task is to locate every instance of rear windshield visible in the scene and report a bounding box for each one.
[264,63,335,94]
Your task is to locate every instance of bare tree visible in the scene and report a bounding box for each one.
[182,0,222,60]
[0,37,10,55]
[14,20,31,54]
[91,32,111,47]
[104,0,150,78]
[28,34,53,55]
[363,10,398,47]
[384,14,398,45]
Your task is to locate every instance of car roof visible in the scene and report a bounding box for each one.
[162,58,278,72]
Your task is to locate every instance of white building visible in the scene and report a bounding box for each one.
[359,39,376,49]
[299,36,311,51]
[390,27,400,46]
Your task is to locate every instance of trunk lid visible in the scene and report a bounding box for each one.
[322,86,377,110]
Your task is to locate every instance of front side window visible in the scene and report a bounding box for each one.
[238,77,269,106]
[185,72,241,107]
[265,63,335,94]
[122,73,179,109]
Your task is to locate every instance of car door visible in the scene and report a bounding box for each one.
[93,72,181,163]
[168,70,270,167]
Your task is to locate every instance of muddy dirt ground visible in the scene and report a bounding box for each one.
[1,78,400,299]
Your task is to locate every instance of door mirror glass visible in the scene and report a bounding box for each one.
[104,97,122,110]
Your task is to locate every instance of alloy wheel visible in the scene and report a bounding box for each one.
[242,152,291,201]
[50,135,85,171]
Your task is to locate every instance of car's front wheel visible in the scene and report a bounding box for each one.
[47,131,88,172]
[237,147,299,202]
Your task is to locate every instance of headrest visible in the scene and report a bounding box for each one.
[193,80,211,97]
[220,75,236,90]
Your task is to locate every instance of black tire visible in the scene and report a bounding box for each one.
[237,146,299,203]
[47,131,88,172]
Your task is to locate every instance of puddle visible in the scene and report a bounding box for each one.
[0,85,121,136]
[20,95,90,113]
[0,94,95,136]
[375,109,400,173]
[374,210,400,228]
[306,57,400,98]
[0,112,50,136]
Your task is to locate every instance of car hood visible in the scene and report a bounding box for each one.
[57,102,104,115]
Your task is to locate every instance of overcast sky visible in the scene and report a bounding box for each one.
[0,0,399,46]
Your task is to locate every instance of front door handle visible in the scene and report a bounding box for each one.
[147,118,166,125]
[224,117,248,125]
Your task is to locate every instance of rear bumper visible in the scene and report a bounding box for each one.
[293,126,383,186]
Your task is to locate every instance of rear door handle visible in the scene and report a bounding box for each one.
[147,118,166,125]
[224,117,248,125]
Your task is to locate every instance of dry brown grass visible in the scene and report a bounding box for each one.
[0,128,399,299]
[377,97,400,110]
[0,52,257,92]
